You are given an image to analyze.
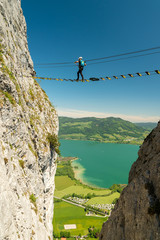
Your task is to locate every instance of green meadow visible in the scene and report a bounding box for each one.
[53,201,107,236]
[53,160,123,238]
[55,176,75,191]
[87,192,120,205]
[54,176,112,198]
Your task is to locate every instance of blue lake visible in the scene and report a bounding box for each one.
[60,140,139,188]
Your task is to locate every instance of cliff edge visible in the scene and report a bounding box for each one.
[0,0,58,239]
[100,121,160,240]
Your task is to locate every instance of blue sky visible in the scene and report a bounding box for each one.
[22,0,160,122]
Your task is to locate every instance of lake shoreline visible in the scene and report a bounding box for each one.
[71,159,85,182]
[71,158,107,189]
[60,139,139,188]
[59,138,140,146]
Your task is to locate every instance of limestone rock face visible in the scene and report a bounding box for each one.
[0,0,58,239]
[100,122,160,240]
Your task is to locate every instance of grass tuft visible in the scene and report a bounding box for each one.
[30,194,38,214]
[0,90,16,105]
[19,160,25,169]
[30,194,36,203]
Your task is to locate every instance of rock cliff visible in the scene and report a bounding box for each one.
[0,0,58,239]
[100,122,160,240]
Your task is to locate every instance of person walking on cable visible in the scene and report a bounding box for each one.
[75,57,86,81]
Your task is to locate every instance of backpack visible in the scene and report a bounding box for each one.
[80,60,85,67]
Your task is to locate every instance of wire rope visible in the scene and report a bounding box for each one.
[35,46,160,66]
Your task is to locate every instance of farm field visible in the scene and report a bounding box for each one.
[53,201,107,236]
[54,176,111,198]
[55,176,75,191]
[87,192,120,205]
[53,160,122,238]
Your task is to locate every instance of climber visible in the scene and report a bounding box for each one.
[75,57,87,81]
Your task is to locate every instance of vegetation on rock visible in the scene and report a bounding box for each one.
[30,194,37,205]
[109,184,125,193]
[47,133,60,155]
[19,160,25,169]
[0,90,16,105]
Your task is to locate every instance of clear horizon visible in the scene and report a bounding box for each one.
[57,108,158,123]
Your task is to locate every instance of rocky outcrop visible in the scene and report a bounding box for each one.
[0,0,58,239]
[100,122,160,240]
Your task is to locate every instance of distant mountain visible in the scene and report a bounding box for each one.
[59,117,151,145]
[135,122,157,130]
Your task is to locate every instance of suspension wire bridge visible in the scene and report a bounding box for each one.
[33,69,160,82]
[32,45,160,82]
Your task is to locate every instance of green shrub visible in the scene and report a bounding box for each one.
[60,231,70,238]
[47,133,60,155]
[53,232,60,238]
[109,184,124,193]
[30,194,36,203]
[88,226,100,238]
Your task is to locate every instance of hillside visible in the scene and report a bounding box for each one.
[59,117,150,144]
[135,122,157,130]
